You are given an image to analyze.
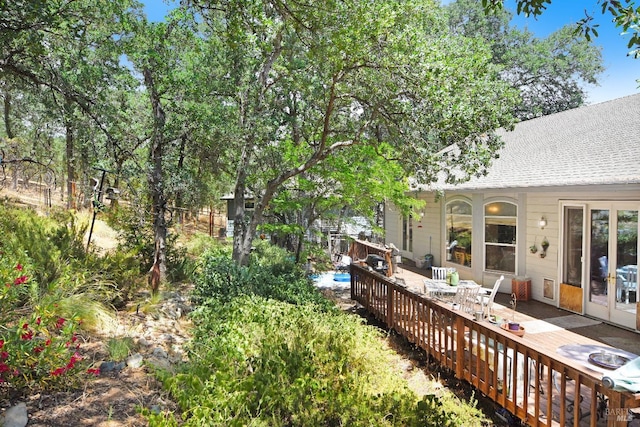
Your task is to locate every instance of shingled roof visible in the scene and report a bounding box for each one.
[438,93,640,191]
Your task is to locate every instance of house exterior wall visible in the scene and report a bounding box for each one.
[385,186,640,306]
[384,194,442,267]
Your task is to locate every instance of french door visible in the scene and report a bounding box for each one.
[584,203,638,329]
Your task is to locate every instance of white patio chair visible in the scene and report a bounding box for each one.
[617,268,637,304]
[478,275,504,318]
[431,266,450,280]
[454,285,480,314]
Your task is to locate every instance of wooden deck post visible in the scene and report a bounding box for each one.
[455,315,465,379]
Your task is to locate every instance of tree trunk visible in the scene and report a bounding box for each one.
[3,90,14,139]
[231,144,252,266]
[64,99,76,210]
[3,90,18,191]
[175,133,187,224]
[143,67,168,293]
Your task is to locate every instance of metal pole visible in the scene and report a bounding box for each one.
[86,168,108,252]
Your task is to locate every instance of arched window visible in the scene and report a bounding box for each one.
[484,201,517,273]
[445,200,472,267]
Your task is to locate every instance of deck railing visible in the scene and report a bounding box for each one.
[350,264,639,427]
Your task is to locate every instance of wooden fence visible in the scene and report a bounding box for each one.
[350,264,640,427]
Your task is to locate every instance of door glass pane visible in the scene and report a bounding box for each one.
[615,210,638,312]
[563,208,583,286]
[590,210,609,306]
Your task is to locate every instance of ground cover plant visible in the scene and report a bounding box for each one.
[0,203,142,395]
[154,242,488,426]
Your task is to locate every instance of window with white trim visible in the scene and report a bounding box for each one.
[484,201,517,273]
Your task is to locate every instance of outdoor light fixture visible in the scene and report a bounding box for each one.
[539,216,547,230]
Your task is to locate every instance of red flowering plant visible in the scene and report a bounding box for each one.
[1,257,86,391]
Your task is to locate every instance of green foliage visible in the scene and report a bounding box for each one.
[0,206,79,288]
[0,203,142,307]
[172,240,488,426]
[447,0,604,120]
[144,408,180,427]
[0,260,86,391]
[160,296,477,426]
[106,337,136,362]
[106,206,193,283]
[301,242,333,272]
[0,203,150,394]
[192,242,333,310]
[184,232,231,259]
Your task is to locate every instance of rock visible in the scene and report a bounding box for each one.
[100,360,126,373]
[137,337,152,347]
[152,347,168,359]
[99,361,116,373]
[159,333,175,343]
[1,402,28,427]
[126,353,144,369]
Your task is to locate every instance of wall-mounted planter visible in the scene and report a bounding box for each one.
[540,237,550,258]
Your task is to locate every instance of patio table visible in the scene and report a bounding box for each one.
[423,279,486,312]
[557,343,639,376]
[423,279,484,298]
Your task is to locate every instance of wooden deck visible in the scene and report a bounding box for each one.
[350,264,640,427]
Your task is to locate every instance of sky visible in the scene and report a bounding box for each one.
[142,0,639,105]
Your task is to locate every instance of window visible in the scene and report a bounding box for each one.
[445,200,472,267]
[484,202,517,273]
[402,215,413,252]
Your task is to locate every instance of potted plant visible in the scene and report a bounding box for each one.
[541,237,549,251]
[529,243,538,254]
[503,293,525,336]
[540,237,550,258]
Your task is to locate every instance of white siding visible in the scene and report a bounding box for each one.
[385,195,443,266]
[390,187,640,303]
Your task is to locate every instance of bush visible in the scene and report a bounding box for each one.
[158,296,464,427]
[0,205,80,289]
[0,204,131,393]
[106,205,193,283]
[184,232,230,259]
[192,246,333,310]
[0,259,87,392]
[0,202,122,309]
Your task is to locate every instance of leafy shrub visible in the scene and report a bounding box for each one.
[184,232,230,259]
[192,247,333,310]
[107,205,192,283]
[0,204,129,393]
[0,204,133,301]
[0,205,75,288]
[0,260,87,392]
[157,297,466,427]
